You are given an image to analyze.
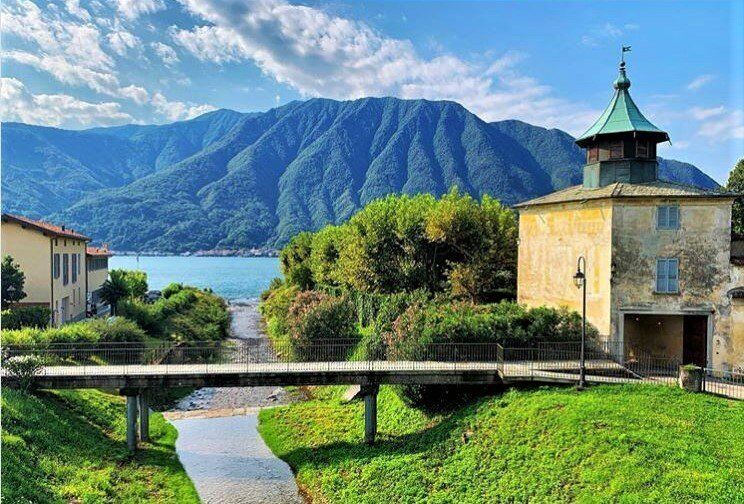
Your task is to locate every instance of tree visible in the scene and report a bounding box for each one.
[109,269,148,299]
[727,158,744,235]
[99,270,130,315]
[280,233,315,290]
[2,255,26,309]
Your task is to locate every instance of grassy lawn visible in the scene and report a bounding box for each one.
[1,388,199,504]
[259,384,744,503]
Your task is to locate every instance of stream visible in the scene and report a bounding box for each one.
[165,300,303,504]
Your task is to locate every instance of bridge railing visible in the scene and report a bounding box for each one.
[3,339,742,399]
[1,339,505,374]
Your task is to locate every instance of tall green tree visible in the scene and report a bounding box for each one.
[1,255,27,309]
[279,189,519,301]
[727,158,744,235]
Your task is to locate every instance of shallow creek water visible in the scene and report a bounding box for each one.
[166,301,303,504]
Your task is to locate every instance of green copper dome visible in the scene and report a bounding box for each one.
[575,62,669,147]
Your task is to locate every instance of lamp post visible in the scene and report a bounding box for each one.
[573,256,587,389]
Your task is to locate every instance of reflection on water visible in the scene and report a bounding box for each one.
[172,414,302,504]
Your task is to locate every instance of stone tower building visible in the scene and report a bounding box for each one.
[515,60,742,371]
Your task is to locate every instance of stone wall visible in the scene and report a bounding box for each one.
[611,199,734,368]
[517,200,614,335]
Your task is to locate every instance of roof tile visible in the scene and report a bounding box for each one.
[1,213,90,241]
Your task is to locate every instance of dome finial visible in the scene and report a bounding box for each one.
[614,45,632,90]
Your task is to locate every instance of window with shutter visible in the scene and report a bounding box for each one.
[656,258,679,293]
[657,205,680,230]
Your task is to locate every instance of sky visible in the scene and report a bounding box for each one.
[1,0,742,183]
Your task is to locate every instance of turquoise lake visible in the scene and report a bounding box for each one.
[109,256,281,300]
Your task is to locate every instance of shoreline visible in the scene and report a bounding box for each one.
[112,251,280,258]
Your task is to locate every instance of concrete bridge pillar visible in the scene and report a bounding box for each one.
[125,394,138,452]
[138,391,150,442]
[361,384,379,445]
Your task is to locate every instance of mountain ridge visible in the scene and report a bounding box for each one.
[1,97,719,252]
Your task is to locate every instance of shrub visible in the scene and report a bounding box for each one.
[118,300,164,336]
[285,291,357,360]
[388,300,597,409]
[86,317,146,343]
[2,322,98,346]
[260,283,299,343]
[161,282,184,299]
[166,293,229,342]
[120,287,227,342]
[1,306,51,330]
[3,355,45,391]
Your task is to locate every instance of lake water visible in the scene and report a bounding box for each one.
[109,256,280,300]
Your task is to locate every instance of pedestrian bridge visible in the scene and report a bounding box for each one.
[3,339,742,449]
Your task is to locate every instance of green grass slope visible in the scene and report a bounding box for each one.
[259,385,743,503]
[1,389,199,504]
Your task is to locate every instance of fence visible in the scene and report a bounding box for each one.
[702,368,744,398]
[2,338,742,399]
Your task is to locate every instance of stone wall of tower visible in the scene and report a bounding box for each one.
[517,199,614,335]
[610,198,736,369]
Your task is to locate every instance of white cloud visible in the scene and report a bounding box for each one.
[1,77,132,127]
[696,109,744,141]
[108,29,140,56]
[151,41,180,66]
[690,106,725,121]
[687,74,715,91]
[4,50,120,95]
[64,0,91,21]
[172,0,597,133]
[2,0,151,105]
[581,22,636,47]
[118,84,150,104]
[151,92,216,121]
[113,0,165,20]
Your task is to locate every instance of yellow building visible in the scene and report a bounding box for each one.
[1,213,103,325]
[516,61,741,371]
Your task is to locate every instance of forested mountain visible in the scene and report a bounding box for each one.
[1,109,244,216]
[2,97,718,252]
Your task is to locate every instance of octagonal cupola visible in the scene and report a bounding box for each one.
[576,57,670,188]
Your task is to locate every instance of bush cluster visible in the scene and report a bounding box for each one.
[2,317,145,346]
[283,291,357,360]
[1,306,51,330]
[118,283,228,342]
[386,300,596,409]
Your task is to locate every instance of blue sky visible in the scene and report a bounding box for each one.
[2,0,742,182]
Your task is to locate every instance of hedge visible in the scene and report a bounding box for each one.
[1,317,144,346]
[1,306,51,330]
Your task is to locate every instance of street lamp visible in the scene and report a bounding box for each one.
[573,256,587,389]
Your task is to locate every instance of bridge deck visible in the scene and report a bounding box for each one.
[4,358,742,399]
[1,358,644,389]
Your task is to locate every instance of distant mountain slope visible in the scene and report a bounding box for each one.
[1,109,245,217]
[2,97,719,252]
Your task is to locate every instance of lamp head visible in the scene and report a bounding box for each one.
[573,270,585,289]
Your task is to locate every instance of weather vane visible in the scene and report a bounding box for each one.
[621,45,632,64]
